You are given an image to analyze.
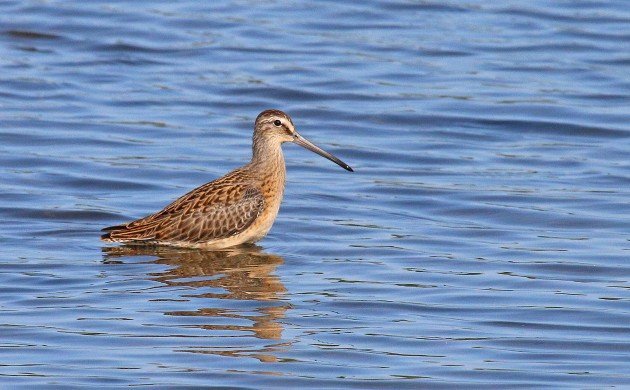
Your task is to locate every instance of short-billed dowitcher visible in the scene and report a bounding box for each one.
[101,109,353,249]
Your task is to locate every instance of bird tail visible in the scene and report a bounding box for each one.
[100,220,160,243]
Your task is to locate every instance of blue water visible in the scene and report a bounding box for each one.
[1,1,629,388]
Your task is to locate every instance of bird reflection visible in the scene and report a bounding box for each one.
[102,244,290,362]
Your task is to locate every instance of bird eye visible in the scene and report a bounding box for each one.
[273,120,282,127]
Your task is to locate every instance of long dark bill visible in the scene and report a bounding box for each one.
[294,133,353,172]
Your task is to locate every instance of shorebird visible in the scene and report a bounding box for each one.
[101,109,353,249]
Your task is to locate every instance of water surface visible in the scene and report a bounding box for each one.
[1,0,629,388]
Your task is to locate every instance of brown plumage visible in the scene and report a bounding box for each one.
[102,109,353,249]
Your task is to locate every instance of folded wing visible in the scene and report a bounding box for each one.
[102,183,264,244]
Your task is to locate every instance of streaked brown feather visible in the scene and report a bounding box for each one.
[101,167,265,244]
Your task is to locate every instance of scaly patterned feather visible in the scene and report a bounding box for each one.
[102,168,264,244]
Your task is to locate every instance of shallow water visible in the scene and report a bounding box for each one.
[1,0,629,388]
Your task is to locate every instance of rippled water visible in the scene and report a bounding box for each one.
[1,0,629,387]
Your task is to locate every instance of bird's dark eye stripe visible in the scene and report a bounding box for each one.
[273,119,282,126]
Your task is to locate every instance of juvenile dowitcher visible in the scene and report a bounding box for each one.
[101,109,353,249]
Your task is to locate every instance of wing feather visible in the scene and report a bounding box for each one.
[102,182,264,244]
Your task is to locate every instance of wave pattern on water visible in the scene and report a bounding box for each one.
[0,0,629,388]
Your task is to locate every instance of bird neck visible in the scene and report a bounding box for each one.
[251,138,286,177]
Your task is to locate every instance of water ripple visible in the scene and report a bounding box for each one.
[0,0,628,388]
